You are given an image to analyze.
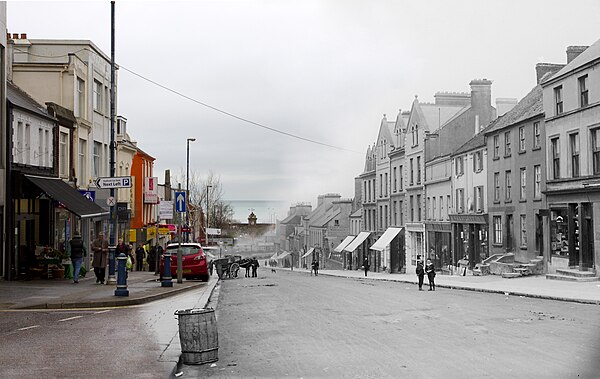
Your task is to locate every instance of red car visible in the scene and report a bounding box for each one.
[160,243,210,281]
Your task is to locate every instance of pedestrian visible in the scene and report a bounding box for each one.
[135,244,145,271]
[245,259,251,278]
[148,245,157,272]
[425,258,436,291]
[362,256,369,277]
[69,231,85,284]
[116,238,134,275]
[311,258,319,276]
[251,257,260,277]
[157,244,165,280]
[91,232,108,284]
[416,255,425,290]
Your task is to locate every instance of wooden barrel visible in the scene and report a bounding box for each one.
[175,308,218,365]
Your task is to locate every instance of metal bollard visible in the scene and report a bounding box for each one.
[114,253,129,296]
[162,250,173,287]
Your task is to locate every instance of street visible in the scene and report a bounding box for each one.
[0,284,212,379]
[183,270,600,378]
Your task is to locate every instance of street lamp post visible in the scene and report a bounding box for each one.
[206,185,212,245]
[186,138,195,243]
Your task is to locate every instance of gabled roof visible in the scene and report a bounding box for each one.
[311,207,341,228]
[376,115,396,147]
[453,130,486,156]
[7,81,56,122]
[280,214,302,225]
[484,85,543,135]
[350,208,363,218]
[542,38,600,85]
[407,97,466,133]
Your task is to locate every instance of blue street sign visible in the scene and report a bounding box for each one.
[175,191,186,213]
[78,190,96,202]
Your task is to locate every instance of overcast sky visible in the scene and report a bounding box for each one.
[7,0,600,208]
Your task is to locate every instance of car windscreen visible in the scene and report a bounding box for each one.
[166,246,202,256]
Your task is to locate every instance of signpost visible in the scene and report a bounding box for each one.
[174,191,186,284]
[95,176,132,189]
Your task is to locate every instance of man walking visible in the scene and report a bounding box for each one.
[416,255,425,290]
[251,257,260,277]
[69,231,85,284]
[363,256,370,277]
[91,232,108,284]
[135,244,145,271]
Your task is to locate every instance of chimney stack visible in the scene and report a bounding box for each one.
[535,63,565,84]
[470,79,493,127]
[566,46,588,64]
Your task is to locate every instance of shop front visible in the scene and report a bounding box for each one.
[5,173,107,280]
[449,214,488,270]
[425,222,452,271]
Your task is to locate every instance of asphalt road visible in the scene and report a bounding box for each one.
[0,282,213,379]
[182,270,600,379]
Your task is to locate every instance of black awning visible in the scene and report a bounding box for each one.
[25,174,108,219]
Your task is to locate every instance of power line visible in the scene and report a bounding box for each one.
[119,65,360,153]
[13,47,360,153]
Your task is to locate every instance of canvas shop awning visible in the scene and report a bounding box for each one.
[343,232,371,252]
[370,227,403,251]
[25,174,108,219]
[301,247,315,259]
[333,236,355,253]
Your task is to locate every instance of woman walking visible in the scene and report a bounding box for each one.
[425,258,436,291]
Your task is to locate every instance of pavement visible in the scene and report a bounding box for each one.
[0,270,217,310]
[0,267,598,310]
[281,267,600,305]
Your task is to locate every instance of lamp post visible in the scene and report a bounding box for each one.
[206,185,212,245]
[186,138,195,243]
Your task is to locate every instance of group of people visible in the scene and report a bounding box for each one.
[415,255,436,291]
[243,257,261,278]
[68,231,167,285]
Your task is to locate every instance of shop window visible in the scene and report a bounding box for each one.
[550,209,569,257]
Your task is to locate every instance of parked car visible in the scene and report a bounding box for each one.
[160,243,209,281]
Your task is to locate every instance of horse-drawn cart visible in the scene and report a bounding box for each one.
[211,255,252,279]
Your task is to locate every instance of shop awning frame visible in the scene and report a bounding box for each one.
[370,227,403,251]
[25,174,108,219]
[277,251,292,259]
[333,236,355,253]
[343,232,371,252]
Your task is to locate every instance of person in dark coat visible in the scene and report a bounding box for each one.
[416,255,425,290]
[147,245,157,272]
[91,232,108,284]
[425,258,436,291]
[311,259,319,276]
[251,257,260,277]
[245,259,251,278]
[363,256,370,277]
[135,244,145,271]
[69,232,85,284]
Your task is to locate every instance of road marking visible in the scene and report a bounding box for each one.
[58,316,83,322]
[94,310,111,314]
[17,325,40,331]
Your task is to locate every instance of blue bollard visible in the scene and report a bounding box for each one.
[114,253,129,296]
[162,250,173,287]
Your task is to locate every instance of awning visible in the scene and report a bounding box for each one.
[333,236,355,253]
[277,251,291,259]
[270,252,279,260]
[370,227,403,251]
[301,247,315,259]
[25,174,108,219]
[343,231,371,252]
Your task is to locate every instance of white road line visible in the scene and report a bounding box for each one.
[58,316,83,322]
[17,325,40,331]
[93,310,111,314]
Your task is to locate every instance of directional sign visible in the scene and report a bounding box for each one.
[175,191,186,213]
[95,176,132,189]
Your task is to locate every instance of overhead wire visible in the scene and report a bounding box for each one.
[13,47,361,154]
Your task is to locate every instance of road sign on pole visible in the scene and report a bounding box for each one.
[95,176,132,189]
[175,191,186,213]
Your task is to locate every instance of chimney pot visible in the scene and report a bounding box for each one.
[12,33,18,39]
[20,33,27,39]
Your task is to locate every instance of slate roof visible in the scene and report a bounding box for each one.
[280,214,301,224]
[7,82,56,121]
[543,38,600,84]
[418,102,465,132]
[453,130,486,156]
[484,85,543,135]
[311,207,341,228]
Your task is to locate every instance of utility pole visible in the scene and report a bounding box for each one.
[107,0,117,285]
[206,185,212,245]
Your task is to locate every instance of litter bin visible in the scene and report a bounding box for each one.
[175,308,219,365]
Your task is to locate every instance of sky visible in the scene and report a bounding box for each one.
[7,0,600,215]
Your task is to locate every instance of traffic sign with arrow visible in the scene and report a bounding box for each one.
[95,176,132,189]
[175,191,186,213]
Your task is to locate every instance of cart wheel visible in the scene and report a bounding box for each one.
[230,263,240,278]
